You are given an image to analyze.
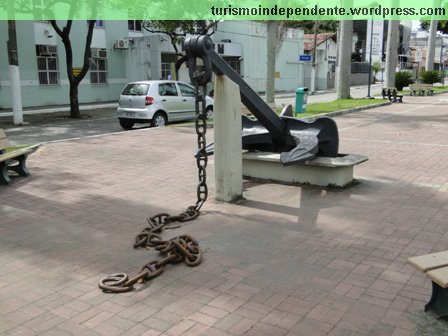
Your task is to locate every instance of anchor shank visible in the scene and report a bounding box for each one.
[209,50,288,148]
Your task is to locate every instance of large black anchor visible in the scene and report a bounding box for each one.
[179,35,339,165]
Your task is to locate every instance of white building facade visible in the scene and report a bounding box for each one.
[0,20,306,110]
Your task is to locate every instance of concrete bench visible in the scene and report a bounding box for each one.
[381,87,403,103]
[242,151,368,187]
[409,84,434,96]
[408,251,448,318]
[0,129,39,185]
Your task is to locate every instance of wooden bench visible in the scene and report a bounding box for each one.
[409,84,434,96]
[408,251,448,319]
[381,87,403,103]
[0,129,39,185]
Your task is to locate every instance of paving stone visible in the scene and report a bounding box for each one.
[2,96,448,335]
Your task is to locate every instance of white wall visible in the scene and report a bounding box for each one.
[213,21,304,93]
[304,38,337,91]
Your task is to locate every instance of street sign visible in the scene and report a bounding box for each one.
[299,55,311,61]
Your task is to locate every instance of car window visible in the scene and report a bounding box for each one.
[178,83,195,97]
[158,83,178,96]
[122,84,150,96]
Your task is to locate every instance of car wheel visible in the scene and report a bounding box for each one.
[119,119,135,130]
[151,112,167,127]
[206,107,213,120]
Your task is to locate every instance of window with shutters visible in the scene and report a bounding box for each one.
[90,49,108,84]
[36,45,59,85]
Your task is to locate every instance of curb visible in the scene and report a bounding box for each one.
[302,101,392,121]
[433,90,448,96]
[399,89,448,97]
[410,90,448,97]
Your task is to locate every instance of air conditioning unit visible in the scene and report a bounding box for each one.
[114,39,129,49]
[91,49,100,58]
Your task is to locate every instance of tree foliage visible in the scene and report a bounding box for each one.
[143,20,218,56]
[420,20,448,34]
[285,21,338,34]
[372,60,382,74]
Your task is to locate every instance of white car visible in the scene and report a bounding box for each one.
[117,80,214,129]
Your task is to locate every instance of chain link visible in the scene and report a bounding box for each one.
[98,211,204,293]
[98,52,210,294]
[194,80,209,211]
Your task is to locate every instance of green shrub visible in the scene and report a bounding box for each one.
[372,60,382,74]
[395,71,414,91]
[420,70,441,84]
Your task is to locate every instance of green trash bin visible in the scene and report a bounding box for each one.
[295,87,309,114]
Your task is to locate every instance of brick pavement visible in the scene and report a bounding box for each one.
[1,95,448,335]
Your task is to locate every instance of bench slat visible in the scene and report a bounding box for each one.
[0,129,10,150]
[427,266,448,288]
[407,251,448,272]
[0,146,38,163]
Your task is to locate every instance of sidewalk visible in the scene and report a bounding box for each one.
[0,102,117,117]
[1,95,448,335]
[0,107,116,127]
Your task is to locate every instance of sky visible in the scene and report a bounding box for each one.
[412,20,422,31]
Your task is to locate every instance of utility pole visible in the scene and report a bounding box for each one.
[426,20,438,71]
[266,21,278,104]
[310,20,318,94]
[367,19,374,98]
[385,20,399,88]
[7,20,24,125]
[336,19,353,99]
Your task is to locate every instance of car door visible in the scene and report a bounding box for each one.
[157,83,183,121]
[177,82,196,120]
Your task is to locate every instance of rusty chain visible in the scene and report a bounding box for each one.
[98,48,210,294]
[98,218,202,293]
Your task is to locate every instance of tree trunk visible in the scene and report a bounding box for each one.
[336,20,353,99]
[266,21,277,104]
[7,20,23,125]
[69,83,81,118]
[50,20,95,119]
[426,20,438,71]
[385,20,400,88]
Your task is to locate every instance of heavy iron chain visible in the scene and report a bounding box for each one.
[98,55,210,294]
[98,214,202,293]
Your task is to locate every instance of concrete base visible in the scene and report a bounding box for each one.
[242,151,368,187]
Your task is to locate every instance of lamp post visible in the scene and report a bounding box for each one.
[442,48,445,85]
[439,36,445,84]
[310,20,318,94]
[365,1,378,98]
[367,19,374,98]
